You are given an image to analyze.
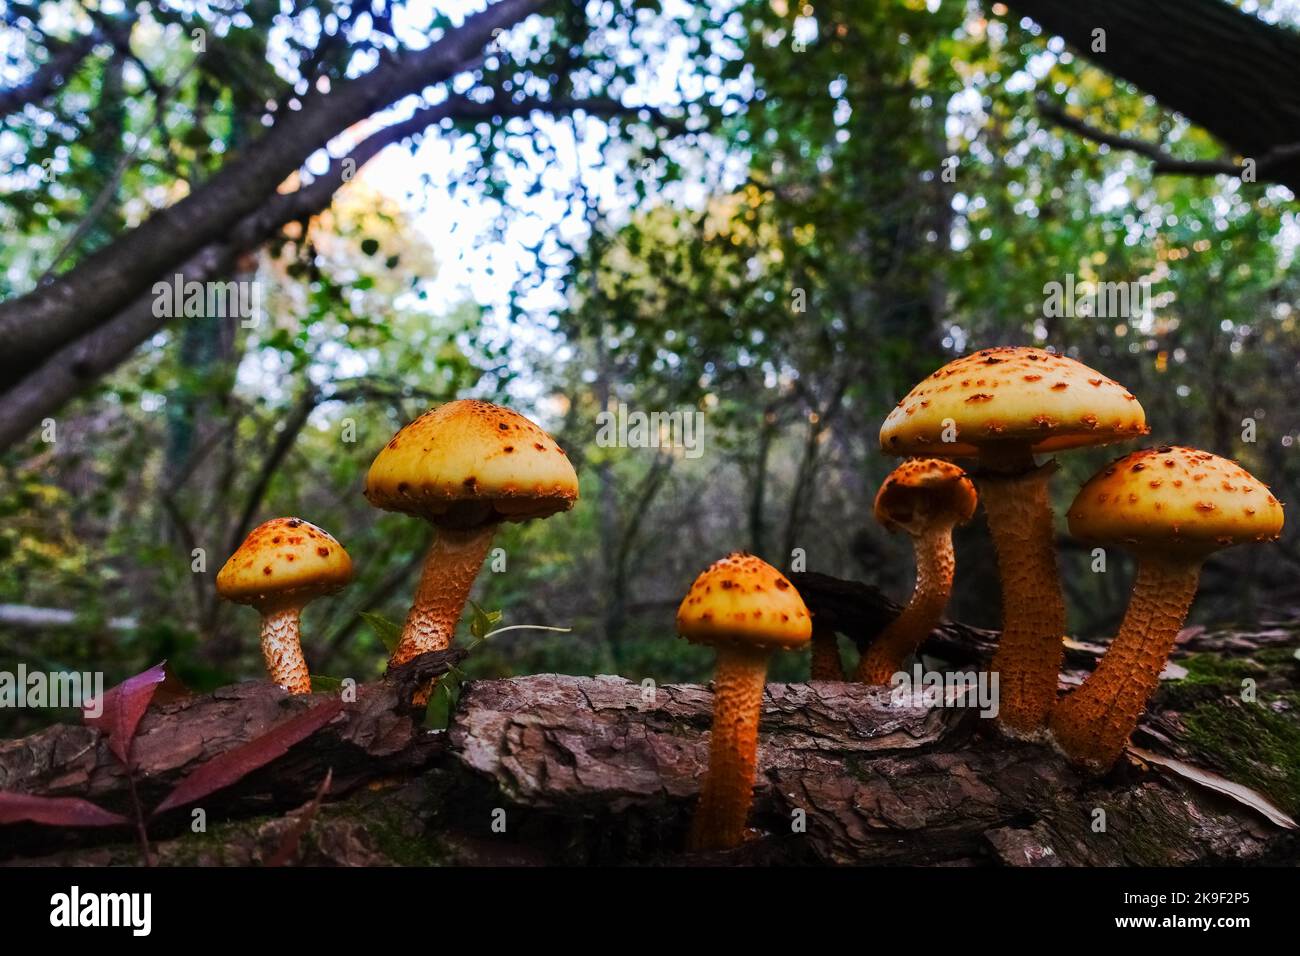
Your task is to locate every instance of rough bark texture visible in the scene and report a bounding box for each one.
[2,586,1297,866]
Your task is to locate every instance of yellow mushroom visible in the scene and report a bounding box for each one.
[365,400,578,701]
[1051,446,1283,772]
[677,552,811,851]
[216,517,353,694]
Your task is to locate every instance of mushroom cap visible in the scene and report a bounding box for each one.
[874,458,978,535]
[676,552,812,652]
[365,399,579,527]
[217,517,353,608]
[1068,446,1284,558]
[879,347,1148,458]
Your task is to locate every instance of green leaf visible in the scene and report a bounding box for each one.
[467,600,503,641]
[360,237,380,256]
[358,611,403,653]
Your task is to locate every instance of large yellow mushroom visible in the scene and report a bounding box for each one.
[365,400,578,700]
[677,552,812,851]
[1051,446,1284,771]
[880,347,1147,735]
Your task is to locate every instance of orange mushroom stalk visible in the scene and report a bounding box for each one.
[365,400,578,702]
[856,459,976,684]
[216,518,353,694]
[1051,447,1283,772]
[677,553,811,851]
[880,347,1147,735]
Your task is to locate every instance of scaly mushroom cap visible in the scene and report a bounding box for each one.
[874,458,978,534]
[879,347,1148,458]
[676,552,812,652]
[217,517,353,608]
[365,399,579,527]
[1068,445,1284,558]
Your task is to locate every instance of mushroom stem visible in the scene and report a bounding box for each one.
[809,622,844,681]
[689,645,770,852]
[856,526,955,684]
[1050,557,1200,771]
[391,523,498,669]
[391,523,497,707]
[977,458,1067,736]
[260,604,311,694]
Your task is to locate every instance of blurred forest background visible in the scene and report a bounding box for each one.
[2,0,1299,733]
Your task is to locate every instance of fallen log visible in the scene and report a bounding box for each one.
[2,582,1297,865]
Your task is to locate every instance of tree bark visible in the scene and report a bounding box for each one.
[2,590,1296,865]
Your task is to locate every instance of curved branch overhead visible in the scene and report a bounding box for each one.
[1005,0,1300,194]
[0,0,549,380]
[0,94,642,450]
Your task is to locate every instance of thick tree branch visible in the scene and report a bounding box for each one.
[1006,0,1300,195]
[0,92,644,451]
[0,0,548,376]
[1036,96,1300,180]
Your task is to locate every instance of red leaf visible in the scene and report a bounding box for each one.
[152,698,345,817]
[84,662,167,767]
[0,791,129,828]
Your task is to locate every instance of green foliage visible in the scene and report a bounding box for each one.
[3,0,1300,735]
[358,612,403,655]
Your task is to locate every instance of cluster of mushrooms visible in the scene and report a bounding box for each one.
[214,346,1285,855]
